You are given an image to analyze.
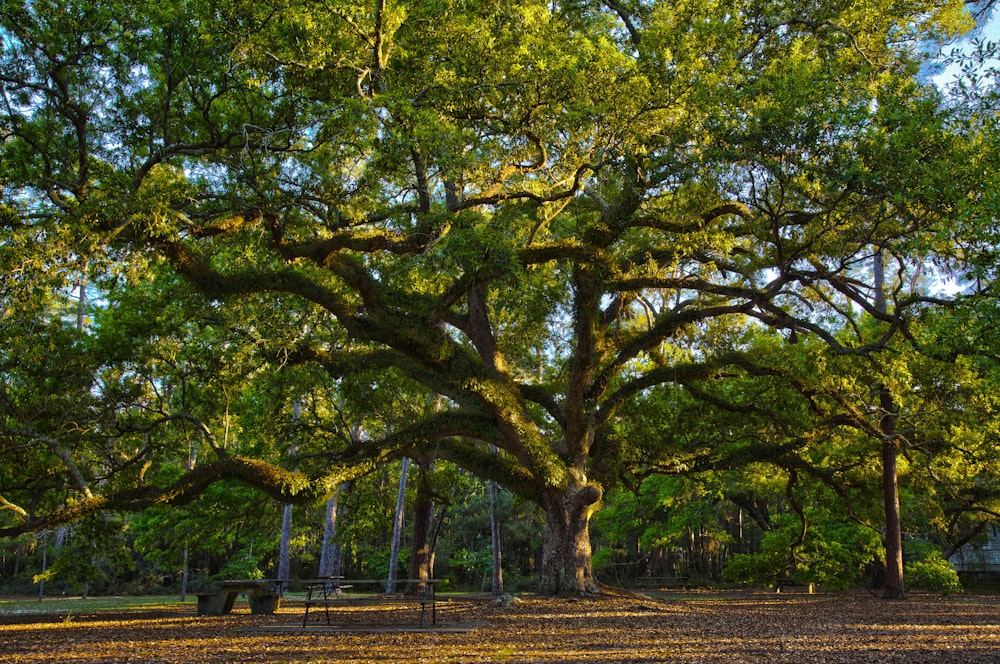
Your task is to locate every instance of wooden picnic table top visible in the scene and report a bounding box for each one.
[305,578,444,585]
[219,579,282,587]
[217,579,286,594]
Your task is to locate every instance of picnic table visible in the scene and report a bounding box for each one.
[300,577,443,628]
[196,579,285,616]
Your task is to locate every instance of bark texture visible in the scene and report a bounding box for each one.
[538,482,602,595]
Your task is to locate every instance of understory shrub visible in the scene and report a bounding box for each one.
[905,543,962,594]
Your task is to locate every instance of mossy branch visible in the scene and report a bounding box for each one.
[0,457,341,538]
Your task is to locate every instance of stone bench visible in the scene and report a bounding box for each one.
[196,580,283,616]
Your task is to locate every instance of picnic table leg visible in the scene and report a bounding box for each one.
[301,583,334,627]
[247,592,280,614]
[197,593,228,616]
[417,586,435,627]
[321,585,332,625]
[301,586,311,627]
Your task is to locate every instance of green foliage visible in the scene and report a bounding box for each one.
[1,0,998,597]
[722,511,883,590]
[36,514,136,595]
[217,551,265,581]
[447,547,492,582]
[130,480,282,582]
[905,557,963,594]
[594,475,731,555]
[799,520,885,590]
[905,541,964,594]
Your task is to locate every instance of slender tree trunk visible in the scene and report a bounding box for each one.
[75,264,93,598]
[318,485,346,578]
[321,415,360,583]
[330,496,346,578]
[874,251,905,600]
[52,527,66,596]
[76,261,87,331]
[317,496,337,577]
[277,502,293,582]
[277,400,301,584]
[37,532,46,601]
[881,392,905,599]
[180,543,189,601]
[490,477,504,596]
[406,397,446,595]
[387,457,410,594]
[429,505,446,579]
[538,482,602,595]
[407,460,434,595]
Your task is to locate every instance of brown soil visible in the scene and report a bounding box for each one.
[1,589,998,663]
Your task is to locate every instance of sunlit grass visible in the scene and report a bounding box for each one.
[0,595,194,616]
[0,614,195,632]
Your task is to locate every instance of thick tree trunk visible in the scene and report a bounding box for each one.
[538,482,602,595]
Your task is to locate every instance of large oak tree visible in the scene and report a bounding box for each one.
[1,0,994,593]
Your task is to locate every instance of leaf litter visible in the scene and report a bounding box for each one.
[0,589,998,663]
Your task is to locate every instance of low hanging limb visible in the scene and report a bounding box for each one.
[17,428,94,499]
[0,456,345,538]
[0,494,27,518]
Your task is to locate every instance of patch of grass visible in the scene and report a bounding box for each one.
[494,645,518,659]
[0,595,194,616]
[644,590,746,602]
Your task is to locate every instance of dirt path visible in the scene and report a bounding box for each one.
[1,590,998,663]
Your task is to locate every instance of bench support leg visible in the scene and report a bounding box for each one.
[248,593,280,615]
[196,591,238,616]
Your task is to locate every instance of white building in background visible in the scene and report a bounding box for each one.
[949,525,1000,579]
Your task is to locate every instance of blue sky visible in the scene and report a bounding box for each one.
[932,10,1000,90]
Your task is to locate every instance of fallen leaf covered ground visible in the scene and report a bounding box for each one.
[1,589,998,663]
